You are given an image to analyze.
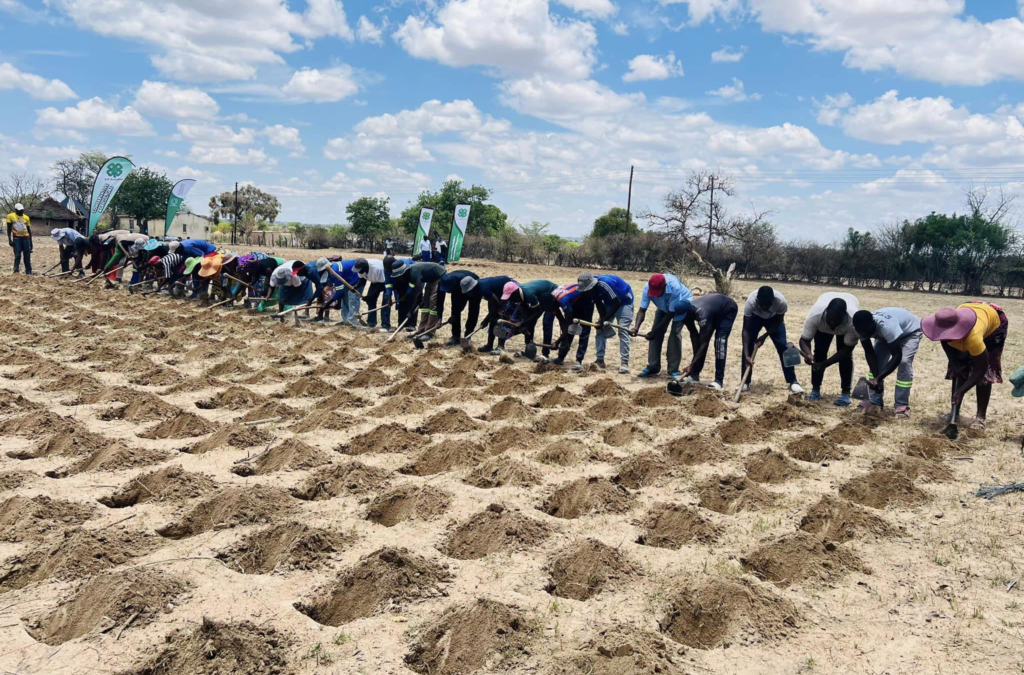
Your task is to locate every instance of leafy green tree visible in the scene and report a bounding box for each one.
[519,221,549,237]
[399,180,507,237]
[346,196,391,251]
[591,207,638,238]
[209,185,281,237]
[109,167,174,234]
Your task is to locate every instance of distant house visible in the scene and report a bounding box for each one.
[114,212,214,239]
[21,198,85,236]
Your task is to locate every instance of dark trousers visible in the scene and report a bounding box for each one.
[59,245,74,272]
[811,331,853,393]
[543,310,589,361]
[483,299,507,350]
[690,311,737,384]
[436,291,478,340]
[12,238,31,274]
[741,316,796,385]
[364,282,391,329]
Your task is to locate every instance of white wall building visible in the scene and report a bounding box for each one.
[115,212,213,239]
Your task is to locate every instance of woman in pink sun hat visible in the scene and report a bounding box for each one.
[922,301,1008,430]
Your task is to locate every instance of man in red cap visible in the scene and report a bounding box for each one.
[923,302,1008,430]
[632,272,693,378]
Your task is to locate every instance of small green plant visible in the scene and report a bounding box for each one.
[302,643,334,667]
[333,631,351,646]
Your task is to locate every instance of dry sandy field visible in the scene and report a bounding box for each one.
[1,239,1023,675]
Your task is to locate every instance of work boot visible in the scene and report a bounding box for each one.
[478,345,493,353]
[594,359,606,369]
[572,362,584,372]
[445,337,459,347]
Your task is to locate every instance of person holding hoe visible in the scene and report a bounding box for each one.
[677,292,738,391]
[632,273,693,379]
[354,258,392,331]
[922,302,1008,430]
[50,227,87,275]
[740,285,804,394]
[577,272,634,374]
[390,259,446,335]
[799,292,860,405]
[460,274,514,353]
[435,269,479,345]
[6,202,32,274]
[499,280,560,357]
[852,307,922,419]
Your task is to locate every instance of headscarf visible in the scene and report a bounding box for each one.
[236,251,269,271]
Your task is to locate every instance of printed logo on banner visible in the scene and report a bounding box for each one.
[458,208,468,218]
[106,163,124,177]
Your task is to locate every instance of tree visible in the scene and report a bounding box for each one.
[209,185,281,239]
[108,167,174,234]
[591,207,639,238]
[519,221,549,237]
[346,196,391,251]
[0,172,48,213]
[51,150,110,211]
[399,180,508,238]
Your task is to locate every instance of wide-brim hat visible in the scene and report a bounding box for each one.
[391,260,412,276]
[922,307,977,341]
[1011,365,1024,398]
[198,254,223,278]
[143,240,161,251]
[577,272,598,292]
[183,257,202,275]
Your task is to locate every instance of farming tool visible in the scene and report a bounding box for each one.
[87,265,129,286]
[943,377,961,440]
[851,377,871,402]
[459,324,491,352]
[40,261,63,276]
[734,332,768,403]
[384,317,411,344]
[358,302,395,318]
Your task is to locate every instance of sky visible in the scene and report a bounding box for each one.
[4,0,1024,241]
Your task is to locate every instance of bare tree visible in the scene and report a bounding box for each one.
[965,183,1018,226]
[0,172,49,213]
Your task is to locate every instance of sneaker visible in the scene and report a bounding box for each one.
[668,371,682,380]
[834,394,852,407]
[741,383,750,393]
[535,356,549,364]
[805,390,822,402]
[594,360,606,369]
[572,363,584,372]
[618,366,630,375]
[637,367,660,378]
[894,406,910,420]
[789,383,804,395]
[445,337,459,347]
[379,327,390,333]
[551,357,565,366]
[708,381,723,391]
[681,376,698,384]
[405,326,416,332]
[478,345,493,353]
[489,349,502,356]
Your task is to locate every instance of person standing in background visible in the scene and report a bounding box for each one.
[6,203,32,274]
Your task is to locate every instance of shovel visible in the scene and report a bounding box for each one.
[851,377,871,402]
[459,324,490,352]
[412,322,450,350]
[943,378,961,440]
[734,334,766,403]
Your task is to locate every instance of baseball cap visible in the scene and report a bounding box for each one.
[460,276,479,294]
[647,274,667,298]
[14,203,23,211]
[501,281,520,300]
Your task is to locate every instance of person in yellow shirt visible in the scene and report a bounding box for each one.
[922,302,1008,430]
[6,202,32,274]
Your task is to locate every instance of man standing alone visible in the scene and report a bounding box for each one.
[6,203,32,274]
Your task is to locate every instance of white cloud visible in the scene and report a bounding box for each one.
[501,76,644,121]
[177,122,255,146]
[282,66,360,103]
[706,78,761,102]
[0,62,76,100]
[324,134,433,164]
[815,92,854,126]
[748,0,1024,86]
[710,45,746,63]
[262,124,305,156]
[356,161,431,189]
[658,0,742,25]
[611,22,629,35]
[188,146,269,165]
[623,52,683,82]
[36,97,153,136]
[708,122,824,156]
[132,81,219,120]
[48,0,353,82]
[356,15,383,44]
[355,99,510,136]
[833,90,1006,145]
[394,0,598,80]
[554,0,617,19]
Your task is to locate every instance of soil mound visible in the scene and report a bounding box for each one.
[0,528,162,592]
[586,398,640,421]
[464,456,542,489]
[404,599,536,675]
[0,470,31,492]
[101,393,181,423]
[697,475,775,515]
[632,386,679,408]
[157,485,295,539]
[183,343,223,363]
[485,380,535,396]
[716,416,766,444]
[216,522,353,574]
[584,378,627,397]
[744,448,803,484]
[799,495,900,542]
[242,367,287,384]
[366,485,452,527]
[410,361,445,378]
[486,426,540,451]
[0,410,74,437]
[541,477,635,519]
[552,626,685,675]
[637,503,721,549]
[52,444,170,477]
[659,577,798,649]
[11,426,109,460]
[874,455,953,482]
[904,436,957,460]
[0,496,94,542]
[659,434,728,465]
[534,440,583,466]
[195,386,268,411]
[534,386,585,409]
[614,453,674,489]
[208,358,254,377]
[289,409,356,433]
[545,539,640,601]
[482,397,534,421]
[438,370,478,388]
[313,389,372,411]
[239,401,303,423]
[839,469,929,509]
[346,368,393,389]
[401,441,491,476]
[601,421,650,447]
[785,435,848,463]
[291,462,390,501]
[534,411,590,435]
[685,391,730,418]
[340,423,424,455]
[273,353,310,368]
[374,395,431,417]
[442,505,551,560]
[138,411,217,440]
[26,567,189,645]
[296,547,451,626]
[277,376,336,398]
[741,532,866,587]
[418,408,482,434]
[824,419,879,446]
[370,354,402,369]
[185,424,273,455]
[491,365,522,382]
[387,376,438,398]
[312,361,355,378]
[231,438,331,477]
[99,466,217,508]
[115,617,290,675]
[757,404,820,431]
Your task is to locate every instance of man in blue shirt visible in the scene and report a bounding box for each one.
[325,259,364,327]
[543,282,594,370]
[461,275,513,353]
[578,272,634,374]
[178,238,216,259]
[853,308,923,419]
[631,273,693,378]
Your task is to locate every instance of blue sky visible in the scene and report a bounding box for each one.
[4,0,1024,240]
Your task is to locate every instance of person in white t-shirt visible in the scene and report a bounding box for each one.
[354,258,391,331]
[799,292,860,405]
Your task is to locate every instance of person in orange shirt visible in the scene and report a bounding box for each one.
[922,302,1008,430]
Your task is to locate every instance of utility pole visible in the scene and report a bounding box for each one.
[232,182,238,246]
[707,175,715,255]
[626,165,634,233]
